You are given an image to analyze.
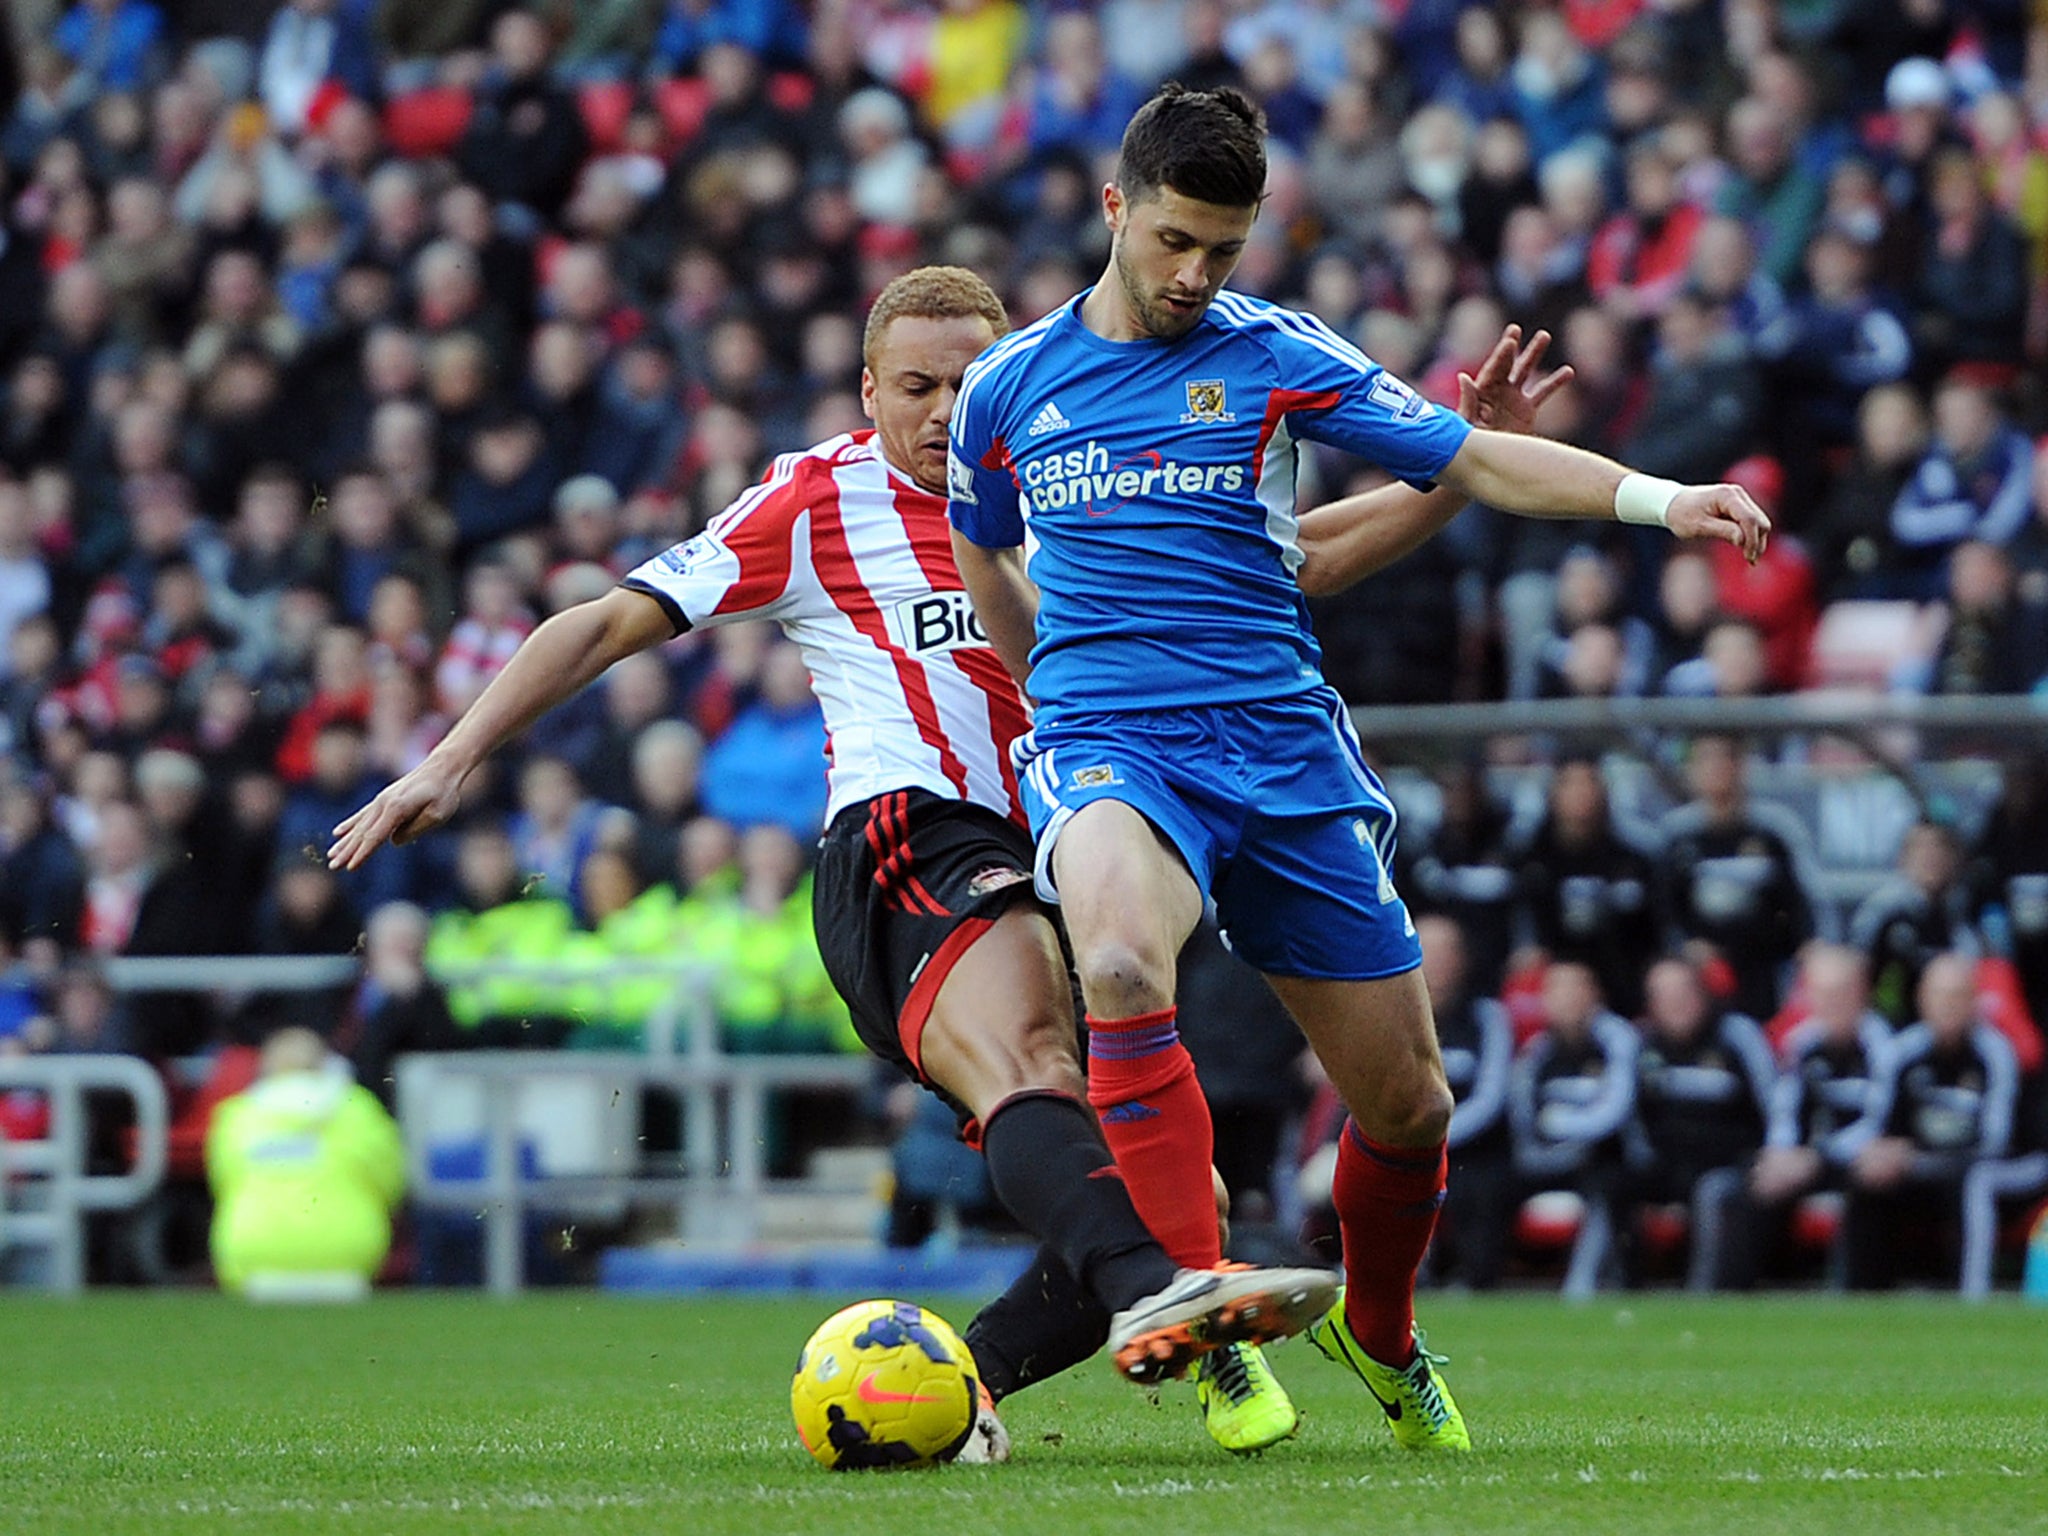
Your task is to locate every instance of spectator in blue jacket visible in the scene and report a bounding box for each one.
[450,409,563,555]
[1510,11,1605,163]
[652,0,808,75]
[1758,227,1912,452]
[1427,5,1512,123]
[0,778,83,953]
[1026,12,1150,161]
[53,0,163,93]
[509,754,610,919]
[276,717,414,916]
[1915,147,2031,374]
[1889,375,2034,599]
[586,334,688,496]
[700,640,827,839]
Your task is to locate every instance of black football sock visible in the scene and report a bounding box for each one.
[964,1245,1110,1402]
[978,1090,1179,1316]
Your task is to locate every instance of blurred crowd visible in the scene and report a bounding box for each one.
[3,0,2048,1285]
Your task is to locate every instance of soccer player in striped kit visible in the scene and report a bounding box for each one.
[329,269,1341,1462]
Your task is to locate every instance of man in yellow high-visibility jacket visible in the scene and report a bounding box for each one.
[207,1027,406,1298]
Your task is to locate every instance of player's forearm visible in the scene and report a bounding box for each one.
[951,532,1038,687]
[1436,430,1630,521]
[430,590,667,778]
[1294,483,1464,598]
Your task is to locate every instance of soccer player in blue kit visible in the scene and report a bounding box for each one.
[948,84,1772,1451]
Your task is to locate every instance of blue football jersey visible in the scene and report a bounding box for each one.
[947,288,1472,714]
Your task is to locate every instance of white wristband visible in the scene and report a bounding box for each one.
[1614,473,1681,529]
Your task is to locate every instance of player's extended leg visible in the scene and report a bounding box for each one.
[964,1246,1108,1405]
[967,1168,1291,1451]
[965,1171,1233,1407]
[1045,802,1302,1450]
[1049,800,1221,1269]
[917,904,1168,1317]
[1271,968,1471,1451]
[918,904,1333,1386]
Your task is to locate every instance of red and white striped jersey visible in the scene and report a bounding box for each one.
[622,431,1030,826]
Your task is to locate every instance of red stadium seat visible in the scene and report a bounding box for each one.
[0,1086,50,1145]
[1515,1189,1585,1250]
[1789,1191,1843,1251]
[766,71,814,112]
[578,81,634,153]
[1637,1202,1690,1255]
[382,87,475,158]
[161,1046,262,1181]
[1807,602,1923,691]
[653,78,711,146]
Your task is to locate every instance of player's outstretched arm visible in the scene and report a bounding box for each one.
[1435,430,1772,563]
[1296,325,1569,596]
[327,587,673,870]
[951,530,1039,689]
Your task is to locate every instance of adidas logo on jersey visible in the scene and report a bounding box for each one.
[1026,400,1071,437]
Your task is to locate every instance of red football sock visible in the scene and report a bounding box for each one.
[1333,1117,1447,1367]
[1084,1007,1221,1269]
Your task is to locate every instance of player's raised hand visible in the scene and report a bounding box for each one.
[328,760,465,871]
[1666,483,1772,565]
[1457,324,1574,436]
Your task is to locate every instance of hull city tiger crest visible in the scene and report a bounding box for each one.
[1182,379,1234,424]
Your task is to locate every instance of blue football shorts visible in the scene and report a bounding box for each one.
[1013,687,1421,981]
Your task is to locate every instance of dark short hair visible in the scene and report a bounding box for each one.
[1115,83,1268,208]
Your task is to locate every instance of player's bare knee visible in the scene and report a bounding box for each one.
[1351,1073,1453,1149]
[1387,1080,1455,1148]
[1071,936,1175,1018]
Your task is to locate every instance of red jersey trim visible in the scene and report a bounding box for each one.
[886,479,1029,824]
[708,454,802,615]
[1251,388,1342,486]
[805,459,976,800]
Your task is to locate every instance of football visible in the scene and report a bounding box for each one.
[790,1299,980,1470]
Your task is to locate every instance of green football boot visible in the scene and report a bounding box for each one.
[1193,1341,1298,1454]
[1306,1288,1470,1452]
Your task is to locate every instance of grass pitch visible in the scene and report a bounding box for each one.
[4,1292,2043,1536]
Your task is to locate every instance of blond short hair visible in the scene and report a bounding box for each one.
[861,266,1009,367]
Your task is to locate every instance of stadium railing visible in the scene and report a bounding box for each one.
[0,1054,168,1293]
[394,1047,873,1296]
[403,955,876,1296]
[84,955,875,1294]
[1353,691,2048,922]
[1347,692,2048,740]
